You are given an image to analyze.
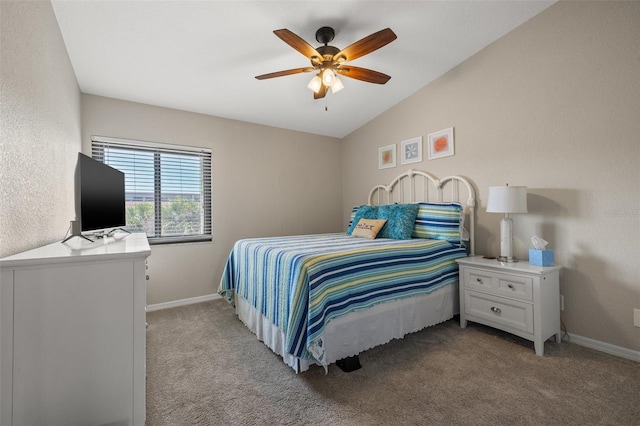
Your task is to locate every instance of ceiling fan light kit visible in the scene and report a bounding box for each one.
[313,68,343,95]
[255,26,397,100]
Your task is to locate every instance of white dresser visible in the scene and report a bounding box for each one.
[0,233,150,426]
[456,256,561,356]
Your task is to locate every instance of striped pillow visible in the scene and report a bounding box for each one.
[347,206,359,230]
[411,202,464,245]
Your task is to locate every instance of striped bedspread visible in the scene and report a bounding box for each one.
[219,233,467,366]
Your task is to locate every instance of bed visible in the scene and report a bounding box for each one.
[219,169,476,372]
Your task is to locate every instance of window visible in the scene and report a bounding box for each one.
[91,136,212,244]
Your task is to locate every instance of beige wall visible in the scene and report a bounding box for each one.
[81,95,343,305]
[342,2,640,352]
[3,1,638,354]
[0,1,81,258]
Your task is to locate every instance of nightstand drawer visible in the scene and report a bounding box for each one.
[464,291,533,334]
[464,268,494,291]
[464,267,533,301]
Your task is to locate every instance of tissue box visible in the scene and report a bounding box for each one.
[529,249,554,266]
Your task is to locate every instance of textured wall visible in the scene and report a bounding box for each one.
[0,1,81,258]
[81,95,343,305]
[4,0,637,354]
[341,1,640,352]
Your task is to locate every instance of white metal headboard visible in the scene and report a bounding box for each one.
[368,169,476,255]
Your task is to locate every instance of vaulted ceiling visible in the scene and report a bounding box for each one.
[51,1,554,138]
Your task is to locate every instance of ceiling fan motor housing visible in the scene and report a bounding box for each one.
[316,45,340,62]
[315,27,340,63]
[315,26,335,44]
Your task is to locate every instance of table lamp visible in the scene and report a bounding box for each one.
[486,185,528,262]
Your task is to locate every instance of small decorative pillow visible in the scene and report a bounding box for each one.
[376,203,420,240]
[351,218,387,239]
[346,205,378,235]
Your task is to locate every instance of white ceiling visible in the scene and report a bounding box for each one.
[51,1,554,139]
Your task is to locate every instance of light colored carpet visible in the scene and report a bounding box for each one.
[146,300,639,425]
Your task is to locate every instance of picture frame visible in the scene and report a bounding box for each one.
[378,144,396,169]
[400,137,423,165]
[427,127,455,160]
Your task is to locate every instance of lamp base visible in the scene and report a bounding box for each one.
[498,216,517,263]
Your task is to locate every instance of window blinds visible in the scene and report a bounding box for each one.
[92,137,212,244]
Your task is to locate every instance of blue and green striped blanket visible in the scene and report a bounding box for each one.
[219,233,466,366]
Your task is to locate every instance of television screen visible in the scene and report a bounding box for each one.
[78,153,126,232]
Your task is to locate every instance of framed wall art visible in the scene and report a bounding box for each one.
[378,144,396,169]
[427,127,455,160]
[400,136,423,165]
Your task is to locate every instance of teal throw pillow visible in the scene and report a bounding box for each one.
[377,203,420,240]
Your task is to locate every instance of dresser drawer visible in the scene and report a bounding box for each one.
[463,267,533,301]
[464,290,533,334]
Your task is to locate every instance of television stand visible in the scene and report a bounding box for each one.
[62,230,94,244]
[61,221,131,244]
[62,219,94,243]
[108,227,131,237]
[93,228,131,239]
[62,234,94,244]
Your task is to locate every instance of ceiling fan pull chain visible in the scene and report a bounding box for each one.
[325,98,328,111]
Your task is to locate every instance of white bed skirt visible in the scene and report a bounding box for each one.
[234,283,459,373]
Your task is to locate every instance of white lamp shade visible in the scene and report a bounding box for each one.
[486,186,528,213]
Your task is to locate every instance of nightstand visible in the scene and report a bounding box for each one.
[456,256,562,356]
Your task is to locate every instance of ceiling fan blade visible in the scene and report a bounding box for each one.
[255,67,315,80]
[313,84,329,100]
[336,66,391,84]
[274,29,323,62]
[333,28,397,63]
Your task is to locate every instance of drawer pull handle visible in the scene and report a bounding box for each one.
[490,306,502,314]
[476,278,483,284]
[508,284,514,290]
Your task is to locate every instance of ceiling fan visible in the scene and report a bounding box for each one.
[255,26,397,99]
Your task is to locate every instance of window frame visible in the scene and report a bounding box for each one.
[91,136,212,245]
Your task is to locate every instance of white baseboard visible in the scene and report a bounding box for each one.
[146,294,639,363]
[146,293,221,312]
[569,333,640,362]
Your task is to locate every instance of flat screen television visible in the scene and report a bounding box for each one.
[76,152,126,233]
